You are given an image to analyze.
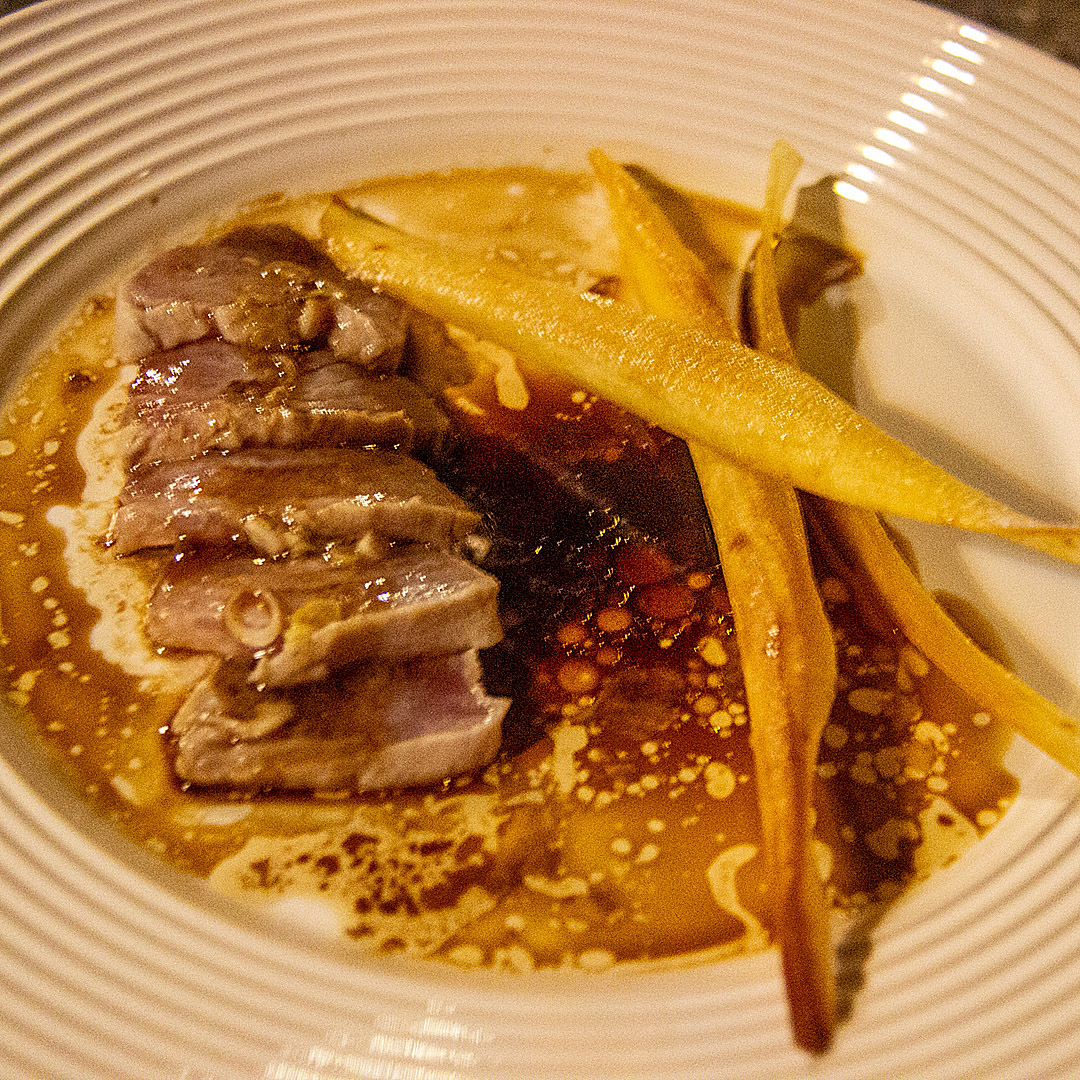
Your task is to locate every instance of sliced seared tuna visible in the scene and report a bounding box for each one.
[170,651,508,790]
[115,224,408,370]
[112,224,509,793]
[119,339,449,467]
[107,447,481,556]
[145,545,503,684]
[126,337,280,409]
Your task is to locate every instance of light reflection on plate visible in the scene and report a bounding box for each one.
[2,1,1080,1076]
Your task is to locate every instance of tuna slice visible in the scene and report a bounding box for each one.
[107,446,481,556]
[145,545,503,685]
[115,224,408,369]
[170,651,509,790]
[120,339,449,467]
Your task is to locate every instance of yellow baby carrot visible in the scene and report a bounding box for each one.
[318,198,1080,566]
[590,146,836,1052]
[744,142,1080,779]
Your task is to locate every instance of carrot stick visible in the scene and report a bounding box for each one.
[590,147,836,1052]
[317,198,1080,566]
[743,141,1080,781]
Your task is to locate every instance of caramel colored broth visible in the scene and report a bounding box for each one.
[0,168,1018,969]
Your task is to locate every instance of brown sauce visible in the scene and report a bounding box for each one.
[0,168,1018,969]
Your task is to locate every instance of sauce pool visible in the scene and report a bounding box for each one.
[0,168,1019,969]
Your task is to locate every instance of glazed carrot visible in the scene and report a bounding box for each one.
[590,147,836,1052]
[743,142,1080,778]
[318,199,1080,566]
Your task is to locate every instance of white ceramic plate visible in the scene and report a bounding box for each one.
[4,0,1080,1076]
